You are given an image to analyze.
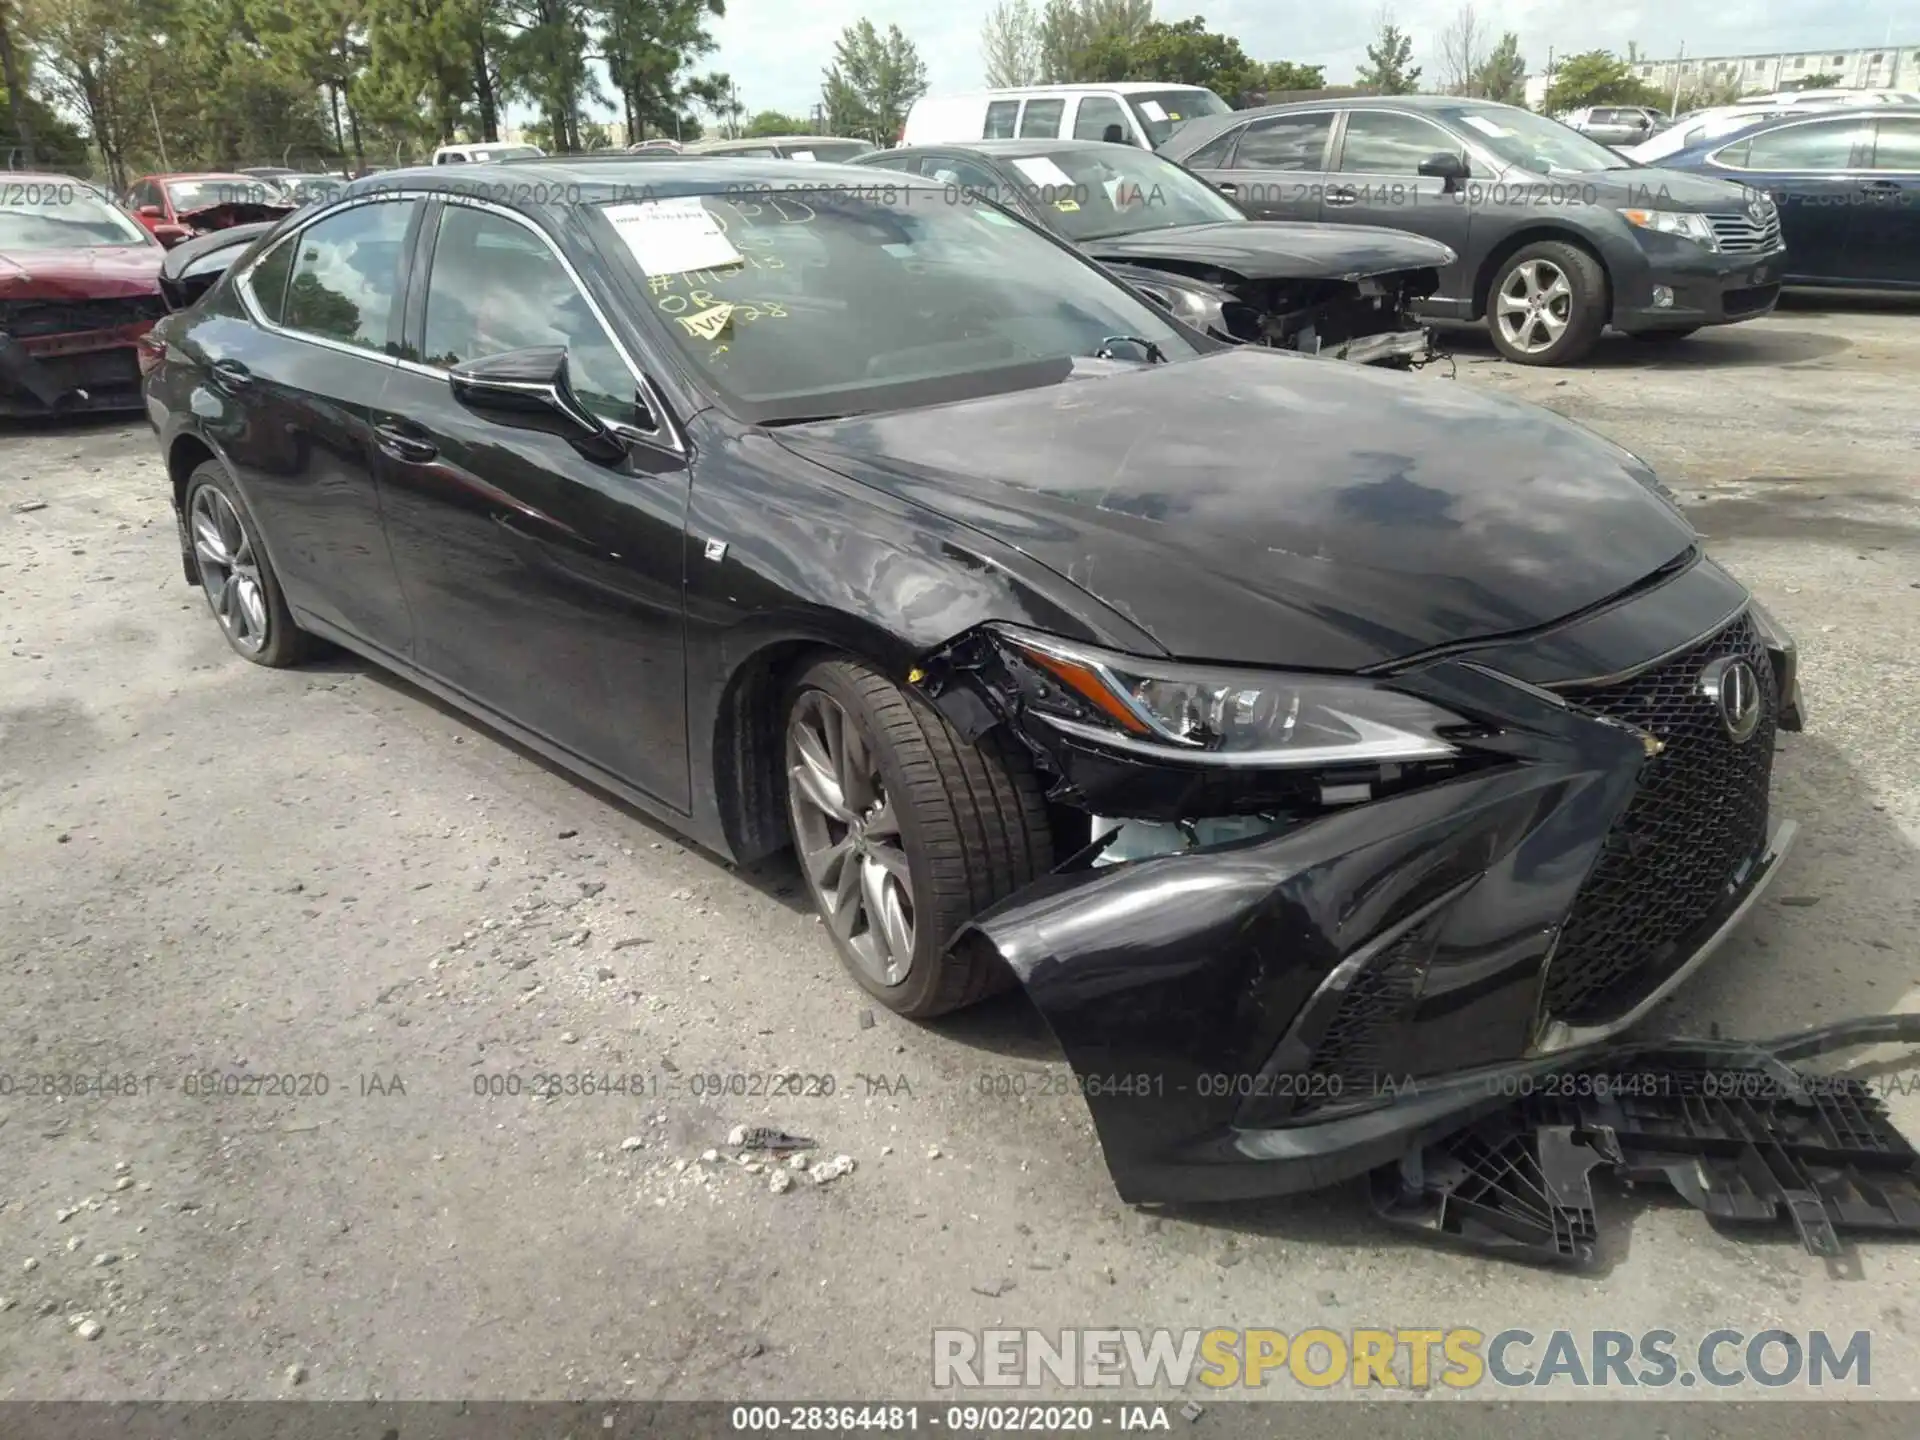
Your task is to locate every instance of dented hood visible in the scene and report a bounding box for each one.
[773,349,1698,671]
[1079,220,1454,281]
[176,201,294,232]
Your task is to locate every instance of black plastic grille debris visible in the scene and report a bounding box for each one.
[0,294,167,340]
[1542,611,1776,1024]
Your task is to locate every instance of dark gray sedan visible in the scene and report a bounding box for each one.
[1163,96,1786,365]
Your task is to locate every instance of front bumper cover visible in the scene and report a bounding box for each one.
[0,330,146,416]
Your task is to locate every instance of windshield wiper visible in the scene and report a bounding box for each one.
[1092,335,1167,364]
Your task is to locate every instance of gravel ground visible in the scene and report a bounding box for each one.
[2,296,1918,1411]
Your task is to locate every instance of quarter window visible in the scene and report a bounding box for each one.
[983,100,1020,139]
[1232,112,1333,170]
[1338,111,1463,174]
[1019,98,1066,137]
[1181,129,1239,169]
[420,204,637,423]
[1871,118,1920,171]
[281,199,417,353]
[246,239,295,324]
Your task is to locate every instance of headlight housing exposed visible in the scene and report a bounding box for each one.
[1618,208,1719,249]
[992,626,1470,768]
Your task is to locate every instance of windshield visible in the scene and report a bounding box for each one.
[1440,105,1633,173]
[976,147,1241,241]
[1126,89,1231,147]
[0,185,151,250]
[167,177,283,214]
[595,186,1197,422]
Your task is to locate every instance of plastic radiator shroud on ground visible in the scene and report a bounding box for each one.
[1371,1014,1920,1267]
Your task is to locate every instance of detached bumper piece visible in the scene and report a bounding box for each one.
[1373,1014,1920,1267]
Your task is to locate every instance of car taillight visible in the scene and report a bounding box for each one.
[135,330,166,376]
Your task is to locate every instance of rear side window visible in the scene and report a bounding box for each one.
[1233,113,1333,170]
[1741,119,1871,170]
[1073,95,1135,144]
[245,239,295,324]
[1019,98,1066,138]
[1181,129,1239,169]
[282,199,416,353]
[984,100,1020,139]
[421,204,636,422]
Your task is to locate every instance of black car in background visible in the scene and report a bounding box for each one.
[852,138,1452,364]
[145,159,1802,1203]
[1658,107,1920,289]
[1163,96,1786,365]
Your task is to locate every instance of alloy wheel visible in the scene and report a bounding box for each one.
[786,690,916,987]
[189,485,270,655]
[1494,258,1574,356]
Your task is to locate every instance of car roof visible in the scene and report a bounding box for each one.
[339,157,921,201]
[1164,92,1504,152]
[875,139,1164,164]
[927,82,1215,99]
[155,172,260,183]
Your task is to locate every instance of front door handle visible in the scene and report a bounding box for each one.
[1324,189,1359,207]
[1214,180,1239,195]
[209,358,252,389]
[374,421,438,463]
[1859,178,1901,194]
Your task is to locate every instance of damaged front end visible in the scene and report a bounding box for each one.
[1107,261,1442,368]
[911,610,1810,1211]
[0,293,169,416]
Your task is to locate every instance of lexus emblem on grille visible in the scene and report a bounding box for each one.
[1700,656,1763,744]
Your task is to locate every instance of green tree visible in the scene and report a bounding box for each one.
[745,107,803,136]
[1793,70,1842,90]
[1037,0,1149,82]
[1356,7,1420,94]
[1083,17,1253,93]
[595,0,727,144]
[1474,31,1524,104]
[1541,50,1665,115]
[820,18,925,142]
[1250,60,1324,94]
[496,0,603,153]
[981,0,1040,87]
[0,0,38,165]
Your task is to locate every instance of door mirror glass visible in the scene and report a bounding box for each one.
[448,346,626,462]
[1417,151,1469,182]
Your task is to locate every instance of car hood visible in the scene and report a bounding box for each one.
[176,200,295,231]
[0,246,163,297]
[1518,164,1753,210]
[1078,221,1454,280]
[772,349,1699,672]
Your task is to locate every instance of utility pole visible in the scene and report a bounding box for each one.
[1670,41,1684,111]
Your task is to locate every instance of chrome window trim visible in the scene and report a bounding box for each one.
[233,188,686,456]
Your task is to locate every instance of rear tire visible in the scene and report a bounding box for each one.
[783,656,1053,1018]
[183,460,315,668]
[1486,240,1608,366]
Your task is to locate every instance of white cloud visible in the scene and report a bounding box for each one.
[710,0,1916,118]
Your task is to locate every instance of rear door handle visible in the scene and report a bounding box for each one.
[1859,178,1901,193]
[1325,190,1359,207]
[374,420,438,463]
[209,358,251,389]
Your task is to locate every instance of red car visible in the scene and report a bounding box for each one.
[0,175,170,415]
[123,171,291,247]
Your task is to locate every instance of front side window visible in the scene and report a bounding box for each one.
[1872,117,1920,170]
[1019,98,1066,138]
[281,199,417,353]
[1233,113,1334,171]
[1073,95,1136,144]
[983,100,1020,139]
[1742,119,1872,170]
[420,204,637,421]
[594,187,1196,421]
[0,185,152,250]
[1338,111,1465,174]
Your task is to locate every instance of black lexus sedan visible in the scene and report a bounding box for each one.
[145,159,1804,1203]
[851,137,1451,364]
[1162,97,1787,365]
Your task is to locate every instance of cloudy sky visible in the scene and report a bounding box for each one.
[703,0,1915,119]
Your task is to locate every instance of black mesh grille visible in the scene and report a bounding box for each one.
[0,294,167,339]
[1541,611,1776,1024]
[1281,920,1439,1119]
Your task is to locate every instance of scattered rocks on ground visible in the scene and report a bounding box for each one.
[926,1145,942,1160]
[74,1318,104,1341]
[807,1155,856,1185]
[90,1253,119,1267]
[768,1169,794,1195]
[971,1279,1014,1298]
[620,1136,646,1152]
[285,1363,308,1386]
[111,1176,133,1191]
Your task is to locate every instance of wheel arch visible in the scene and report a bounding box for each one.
[1471,227,1613,322]
[166,432,220,584]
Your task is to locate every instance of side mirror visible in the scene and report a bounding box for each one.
[448,346,627,463]
[154,224,192,247]
[1416,152,1469,189]
[138,204,164,218]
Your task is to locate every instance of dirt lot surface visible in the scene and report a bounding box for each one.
[3,297,1918,1415]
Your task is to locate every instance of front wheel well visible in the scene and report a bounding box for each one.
[167,433,218,512]
[1471,229,1612,321]
[711,640,835,864]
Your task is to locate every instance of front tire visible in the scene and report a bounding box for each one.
[784,657,1053,1018]
[183,461,314,668]
[1486,241,1607,366]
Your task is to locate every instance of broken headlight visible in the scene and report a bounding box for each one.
[992,626,1469,767]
